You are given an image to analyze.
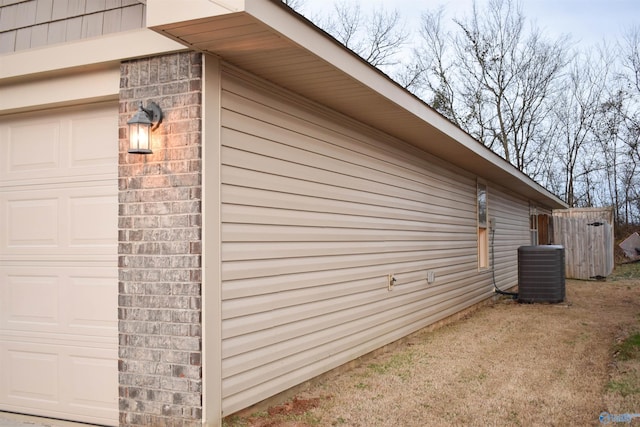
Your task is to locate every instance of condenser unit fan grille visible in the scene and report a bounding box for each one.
[517,245,565,303]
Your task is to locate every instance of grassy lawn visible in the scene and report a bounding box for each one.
[602,262,640,423]
[609,261,640,281]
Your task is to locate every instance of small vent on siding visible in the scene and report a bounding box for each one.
[517,245,565,303]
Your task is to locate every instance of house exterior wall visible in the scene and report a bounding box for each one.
[490,187,531,288]
[1,0,552,421]
[0,29,543,426]
[118,51,204,426]
[0,0,145,53]
[218,66,532,415]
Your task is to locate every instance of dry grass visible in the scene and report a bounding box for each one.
[225,264,640,427]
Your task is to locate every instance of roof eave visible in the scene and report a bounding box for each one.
[147,0,567,209]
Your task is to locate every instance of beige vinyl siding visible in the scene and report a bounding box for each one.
[218,66,500,414]
[489,187,531,290]
[0,0,145,53]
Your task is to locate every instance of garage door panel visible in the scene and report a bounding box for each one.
[0,341,117,423]
[67,270,118,331]
[69,113,117,168]
[0,104,116,184]
[1,266,117,337]
[1,185,117,256]
[69,194,118,247]
[4,347,60,403]
[2,120,61,174]
[6,197,59,248]
[66,351,119,410]
[3,273,60,327]
[0,103,118,425]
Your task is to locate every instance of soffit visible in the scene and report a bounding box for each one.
[150,4,566,209]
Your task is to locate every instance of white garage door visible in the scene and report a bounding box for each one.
[0,103,118,426]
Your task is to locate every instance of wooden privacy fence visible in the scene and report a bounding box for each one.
[552,208,614,280]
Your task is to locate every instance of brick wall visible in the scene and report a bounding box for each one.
[118,51,203,426]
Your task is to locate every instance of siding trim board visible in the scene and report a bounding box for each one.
[201,53,223,427]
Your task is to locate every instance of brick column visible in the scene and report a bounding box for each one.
[118,51,203,426]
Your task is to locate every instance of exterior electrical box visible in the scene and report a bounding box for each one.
[517,245,565,303]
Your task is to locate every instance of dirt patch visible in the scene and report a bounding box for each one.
[224,273,640,426]
[267,398,322,417]
[238,397,323,427]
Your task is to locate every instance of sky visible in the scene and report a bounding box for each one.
[299,0,640,48]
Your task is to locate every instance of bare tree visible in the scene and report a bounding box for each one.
[415,7,461,125]
[281,0,307,12]
[417,0,570,179]
[621,26,640,95]
[623,28,640,223]
[288,0,640,223]
[602,27,640,224]
[553,51,610,206]
[313,1,410,70]
[620,26,640,168]
[592,88,628,222]
[391,58,428,94]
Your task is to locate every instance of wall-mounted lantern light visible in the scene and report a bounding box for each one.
[127,101,163,154]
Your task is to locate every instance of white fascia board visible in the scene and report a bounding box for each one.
[146,0,244,27]
[0,28,185,81]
